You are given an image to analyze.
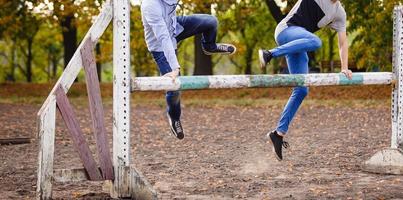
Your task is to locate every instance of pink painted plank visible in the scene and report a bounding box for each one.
[81,38,114,180]
[55,86,103,181]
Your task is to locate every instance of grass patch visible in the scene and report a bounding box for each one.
[0,93,389,109]
[0,83,391,109]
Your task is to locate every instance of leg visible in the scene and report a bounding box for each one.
[166,91,181,120]
[259,26,321,68]
[151,52,181,120]
[176,14,218,50]
[271,26,322,58]
[276,52,309,134]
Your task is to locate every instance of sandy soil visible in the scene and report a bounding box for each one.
[0,86,402,199]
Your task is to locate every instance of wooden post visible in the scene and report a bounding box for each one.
[36,97,56,200]
[37,2,112,198]
[112,0,132,197]
[363,6,403,175]
[81,38,114,180]
[55,86,103,181]
[37,0,113,125]
[0,138,31,145]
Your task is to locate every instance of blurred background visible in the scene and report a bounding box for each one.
[0,0,400,83]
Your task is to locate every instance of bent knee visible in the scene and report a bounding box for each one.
[204,15,218,29]
[313,37,322,49]
[310,37,322,50]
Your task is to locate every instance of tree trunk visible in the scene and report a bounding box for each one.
[328,32,336,61]
[61,15,77,69]
[47,51,51,81]
[96,43,102,82]
[7,41,16,82]
[245,47,254,74]
[194,3,213,75]
[26,38,33,82]
[194,34,213,75]
[52,55,58,79]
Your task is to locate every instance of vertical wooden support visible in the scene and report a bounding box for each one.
[363,6,403,175]
[36,97,56,200]
[55,86,103,181]
[394,7,403,149]
[81,38,114,180]
[37,2,113,199]
[37,0,113,123]
[391,8,399,148]
[112,0,132,197]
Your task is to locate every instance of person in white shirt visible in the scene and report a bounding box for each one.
[141,0,236,139]
[258,0,353,160]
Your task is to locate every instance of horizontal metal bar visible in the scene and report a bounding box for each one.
[131,72,394,92]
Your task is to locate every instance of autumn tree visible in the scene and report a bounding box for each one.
[0,0,42,82]
[343,0,400,71]
[218,0,276,74]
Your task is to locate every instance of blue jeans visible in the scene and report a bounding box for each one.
[151,14,218,120]
[271,26,322,134]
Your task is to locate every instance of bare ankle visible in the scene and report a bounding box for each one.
[276,131,286,137]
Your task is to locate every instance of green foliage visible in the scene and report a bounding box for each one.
[343,0,401,71]
[0,0,400,83]
[218,0,276,74]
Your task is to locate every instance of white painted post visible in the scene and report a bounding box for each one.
[112,0,131,197]
[393,6,403,149]
[36,97,56,200]
[36,2,114,199]
[363,6,403,174]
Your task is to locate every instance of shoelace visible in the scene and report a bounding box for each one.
[174,121,182,132]
[217,45,228,52]
[282,141,289,149]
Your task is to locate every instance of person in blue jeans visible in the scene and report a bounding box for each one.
[258,0,352,160]
[141,0,236,140]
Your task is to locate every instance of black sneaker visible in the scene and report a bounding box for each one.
[258,49,273,68]
[166,113,184,140]
[267,130,289,161]
[203,43,237,55]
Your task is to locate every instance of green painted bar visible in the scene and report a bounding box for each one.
[179,76,210,90]
[339,74,364,85]
[249,75,306,87]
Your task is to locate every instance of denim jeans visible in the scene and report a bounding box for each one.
[271,26,322,134]
[151,14,218,120]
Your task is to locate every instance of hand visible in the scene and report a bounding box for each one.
[341,69,353,80]
[163,68,180,81]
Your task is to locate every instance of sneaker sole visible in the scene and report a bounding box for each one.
[166,113,184,140]
[268,133,283,161]
[258,49,266,69]
[203,46,237,56]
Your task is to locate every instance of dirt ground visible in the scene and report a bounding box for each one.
[0,85,402,199]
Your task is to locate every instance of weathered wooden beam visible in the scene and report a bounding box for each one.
[81,38,114,180]
[53,167,102,183]
[108,166,158,200]
[0,138,31,145]
[36,2,112,199]
[112,0,132,198]
[37,0,113,125]
[36,96,56,200]
[131,72,394,92]
[55,86,102,181]
[54,166,158,200]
